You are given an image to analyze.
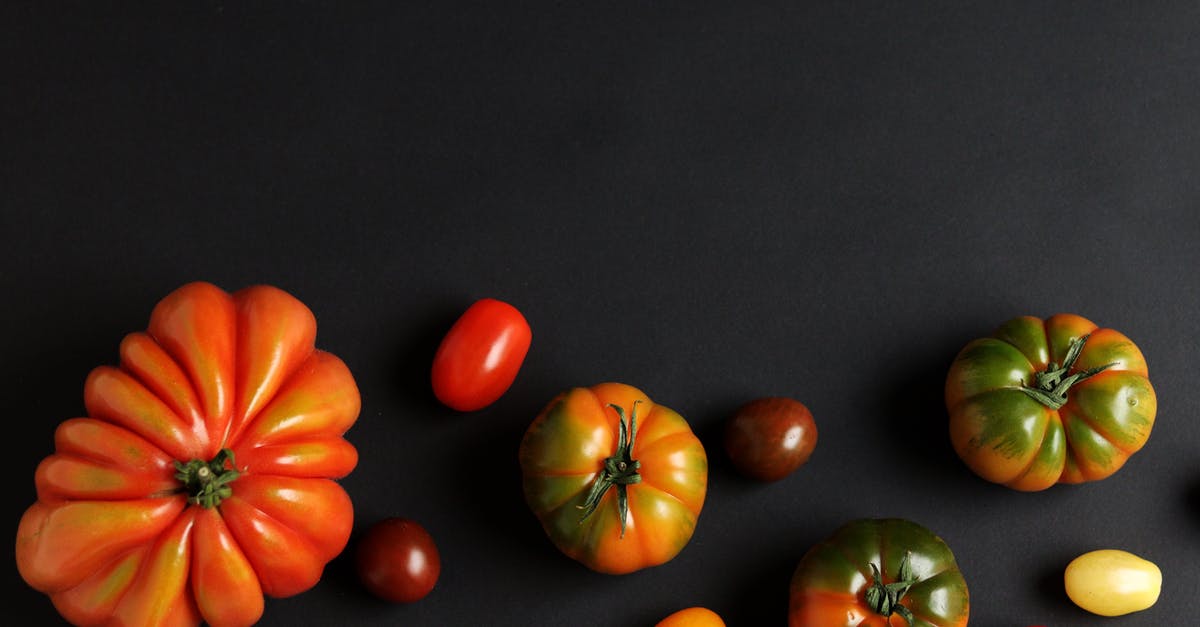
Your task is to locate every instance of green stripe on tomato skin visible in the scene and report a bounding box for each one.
[1067,371,1156,451]
[519,392,611,475]
[991,315,1050,369]
[945,339,1036,411]
[950,389,1050,484]
[881,519,959,579]
[905,568,970,625]
[1073,328,1149,375]
[1060,408,1125,479]
[538,488,595,560]
[1007,415,1066,491]
[1044,314,1098,366]
[623,486,697,565]
[580,490,622,566]
[828,520,884,584]
[522,472,596,516]
[584,489,697,574]
[792,541,870,595]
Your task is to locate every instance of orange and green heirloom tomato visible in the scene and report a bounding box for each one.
[946,314,1156,491]
[16,282,360,627]
[789,519,969,627]
[518,383,707,575]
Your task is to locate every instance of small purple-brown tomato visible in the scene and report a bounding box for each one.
[724,397,817,481]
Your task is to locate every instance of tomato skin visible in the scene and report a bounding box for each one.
[789,518,969,627]
[16,282,360,627]
[356,518,441,603]
[1065,549,1161,617]
[724,397,817,481]
[946,314,1156,491]
[519,383,708,574]
[431,298,532,411]
[656,606,725,626]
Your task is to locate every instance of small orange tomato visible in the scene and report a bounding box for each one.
[656,606,725,627]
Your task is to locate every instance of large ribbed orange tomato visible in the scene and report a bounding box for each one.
[16,282,360,627]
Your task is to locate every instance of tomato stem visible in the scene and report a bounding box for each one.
[174,448,240,508]
[577,401,642,537]
[864,551,918,626]
[1020,334,1115,410]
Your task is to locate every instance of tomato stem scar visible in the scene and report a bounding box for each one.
[1020,334,1116,410]
[174,448,241,508]
[865,551,919,625]
[577,401,643,537]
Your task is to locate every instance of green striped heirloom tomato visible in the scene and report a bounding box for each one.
[16,282,360,627]
[519,383,707,574]
[789,519,969,627]
[946,314,1156,491]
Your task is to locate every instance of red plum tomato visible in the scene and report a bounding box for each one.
[356,518,440,603]
[724,397,817,481]
[431,298,531,411]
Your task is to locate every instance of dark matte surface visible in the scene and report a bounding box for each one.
[4,3,1199,626]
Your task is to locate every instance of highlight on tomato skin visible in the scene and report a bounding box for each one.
[15,281,361,627]
[431,298,532,412]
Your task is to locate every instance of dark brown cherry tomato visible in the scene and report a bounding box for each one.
[724,397,817,481]
[431,298,532,411]
[356,518,440,603]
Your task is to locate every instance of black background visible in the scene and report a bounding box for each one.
[4,3,1199,626]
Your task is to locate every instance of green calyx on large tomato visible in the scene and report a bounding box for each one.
[946,314,1156,491]
[16,282,360,627]
[789,518,969,627]
[519,383,707,575]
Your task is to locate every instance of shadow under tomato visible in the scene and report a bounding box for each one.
[448,398,591,577]
[724,550,798,626]
[690,396,762,486]
[383,299,467,417]
[1186,475,1200,526]
[870,332,973,482]
[1034,559,1068,607]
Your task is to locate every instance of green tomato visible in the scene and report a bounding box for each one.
[1064,549,1161,617]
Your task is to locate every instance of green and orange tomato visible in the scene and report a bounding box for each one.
[789,518,969,627]
[518,383,707,574]
[946,314,1156,491]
